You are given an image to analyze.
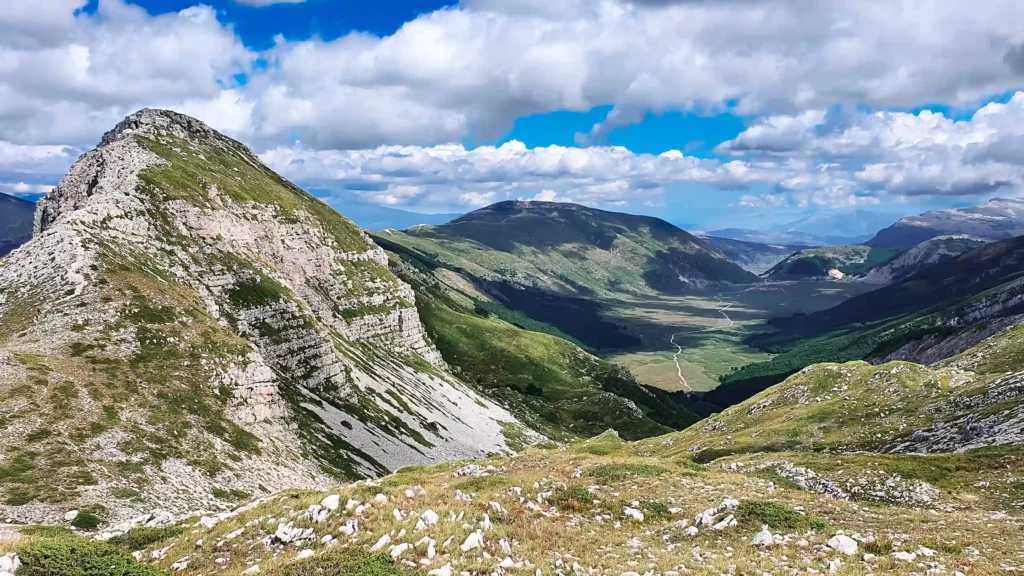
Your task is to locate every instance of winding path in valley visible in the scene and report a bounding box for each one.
[668,295,737,392]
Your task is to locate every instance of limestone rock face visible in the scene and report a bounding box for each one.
[0,109,535,526]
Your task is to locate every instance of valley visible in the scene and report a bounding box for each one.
[602,282,874,392]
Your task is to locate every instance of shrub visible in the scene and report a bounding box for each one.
[736,500,827,532]
[70,512,103,531]
[16,537,163,576]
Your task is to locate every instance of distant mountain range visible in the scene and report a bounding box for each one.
[0,193,35,257]
[707,209,900,247]
[868,197,1024,247]
[706,227,870,247]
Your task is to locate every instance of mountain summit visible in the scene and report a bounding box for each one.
[0,110,531,526]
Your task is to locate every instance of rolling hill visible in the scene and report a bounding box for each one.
[762,245,902,280]
[393,201,757,297]
[12,321,1024,576]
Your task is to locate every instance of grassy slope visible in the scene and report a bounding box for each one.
[9,425,1023,576]
[383,241,699,441]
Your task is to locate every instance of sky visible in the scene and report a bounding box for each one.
[3,0,1024,231]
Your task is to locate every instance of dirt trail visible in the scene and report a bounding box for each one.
[668,296,736,392]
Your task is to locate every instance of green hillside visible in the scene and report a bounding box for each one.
[763,245,902,279]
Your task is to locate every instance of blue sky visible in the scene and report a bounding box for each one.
[3,0,1024,232]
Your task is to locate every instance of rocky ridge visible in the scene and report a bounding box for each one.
[0,110,535,527]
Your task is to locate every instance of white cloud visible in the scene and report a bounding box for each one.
[5,0,1024,212]
[717,92,1024,201]
[259,140,791,209]
[460,192,497,207]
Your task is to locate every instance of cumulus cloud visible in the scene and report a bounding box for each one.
[259,140,794,209]
[5,0,1024,211]
[716,93,1024,202]
[8,0,1024,150]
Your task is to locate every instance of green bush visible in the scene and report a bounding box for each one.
[16,537,163,576]
[107,526,185,551]
[69,512,102,531]
[736,499,827,532]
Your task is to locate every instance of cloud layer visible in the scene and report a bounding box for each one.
[3,0,1024,211]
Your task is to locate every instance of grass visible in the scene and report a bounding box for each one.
[270,549,400,576]
[587,463,669,482]
[417,300,696,441]
[548,486,595,512]
[107,526,187,551]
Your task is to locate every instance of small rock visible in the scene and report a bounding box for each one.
[461,530,484,552]
[297,549,315,560]
[416,509,440,531]
[429,564,454,576]
[321,494,341,511]
[623,507,645,522]
[64,510,79,522]
[827,535,858,556]
[241,565,261,575]
[370,534,392,552]
[892,551,917,562]
[750,525,774,547]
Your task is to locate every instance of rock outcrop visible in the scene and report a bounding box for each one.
[0,109,535,526]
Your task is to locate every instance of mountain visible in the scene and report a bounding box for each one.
[705,227,866,247]
[0,110,537,527]
[389,201,757,298]
[313,191,459,231]
[762,245,902,280]
[710,235,1024,408]
[768,209,900,240]
[698,236,798,275]
[860,235,989,285]
[20,325,1024,576]
[0,193,35,257]
[868,197,1024,247]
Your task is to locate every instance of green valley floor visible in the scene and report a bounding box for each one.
[603,281,874,392]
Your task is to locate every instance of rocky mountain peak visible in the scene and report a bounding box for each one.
[0,109,532,527]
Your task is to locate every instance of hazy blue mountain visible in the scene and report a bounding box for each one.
[0,193,35,257]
